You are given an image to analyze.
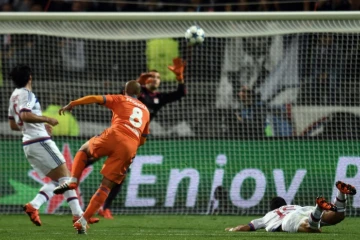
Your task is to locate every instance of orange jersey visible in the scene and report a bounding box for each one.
[103,95,150,142]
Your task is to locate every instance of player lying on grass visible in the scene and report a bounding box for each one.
[7,64,99,226]
[225,181,356,233]
[53,80,150,234]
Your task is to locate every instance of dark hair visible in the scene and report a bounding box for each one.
[270,197,287,210]
[148,69,159,73]
[10,64,32,88]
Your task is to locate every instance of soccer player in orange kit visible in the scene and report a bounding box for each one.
[53,80,150,234]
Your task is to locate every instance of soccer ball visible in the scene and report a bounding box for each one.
[185,26,205,46]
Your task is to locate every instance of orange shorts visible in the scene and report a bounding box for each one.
[89,128,138,184]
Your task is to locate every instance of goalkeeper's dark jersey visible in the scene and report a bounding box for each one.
[138,84,186,121]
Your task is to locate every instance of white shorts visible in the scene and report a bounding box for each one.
[282,206,315,232]
[23,139,65,178]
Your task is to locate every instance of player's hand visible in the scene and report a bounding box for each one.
[137,73,154,85]
[45,124,53,136]
[168,57,186,82]
[59,103,74,116]
[45,117,59,127]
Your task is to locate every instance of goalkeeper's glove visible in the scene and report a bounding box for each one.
[137,73,154,85]
[168,57,186,82]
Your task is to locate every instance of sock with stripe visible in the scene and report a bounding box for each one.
[30,182,55,209]
[334,190,347,212]
[83,185,110,221]
[308,205,323,229]
[103,182,123,210]
[71,150,89,182]
[59,177,83,217]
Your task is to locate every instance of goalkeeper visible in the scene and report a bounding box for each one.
[97,57,186,219]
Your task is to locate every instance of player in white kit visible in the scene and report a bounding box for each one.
[7,65,99,226]
[225,181,356,233]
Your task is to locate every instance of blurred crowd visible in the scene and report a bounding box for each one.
[1,0,360,139]
[0,0,360,12]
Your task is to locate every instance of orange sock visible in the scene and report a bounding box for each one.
[83,185,110,221]
[71,151,88,180]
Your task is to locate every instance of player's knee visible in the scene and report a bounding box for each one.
[101,177,118,189]
[335,214,345,223]
[47,163,70,181]
[321,212,345,226]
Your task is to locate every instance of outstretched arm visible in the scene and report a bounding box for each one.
[59,95,105,115]
[70,95,105,107]
[158,83,186,105]
[225,218,264,232]
[225,224,253,232]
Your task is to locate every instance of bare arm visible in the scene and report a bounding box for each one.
[225,224,252,232]
[226,218,263,232]
[20,112,58,126]
[9,119,20,131]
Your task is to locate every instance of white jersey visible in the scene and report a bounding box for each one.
[250,205,302,232]
[8,88,50,143]
[282,206,316,232]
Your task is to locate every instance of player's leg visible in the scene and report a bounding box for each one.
[53,141,96,194]
[69,141,95,183]
[22,141,63,226]
[74,176,120,234]
[46,164,99,224]
[54,131,115,195]
[40,140,98,224]
[74,143,134,234]
[98,183,123,219]
[47,164,84,216]
[320,181,356,226]
[99,167,131,219]
[43,141,96,219]
[23,182,55,226]
[84,156,117,219]
[304,196,337,231]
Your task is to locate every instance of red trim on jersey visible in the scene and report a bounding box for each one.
[22,137,51,146]
[248,222,255,231]
[19,108,31,113]
[8,116,14,120]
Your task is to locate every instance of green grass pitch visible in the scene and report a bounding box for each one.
[0,215,359,240]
